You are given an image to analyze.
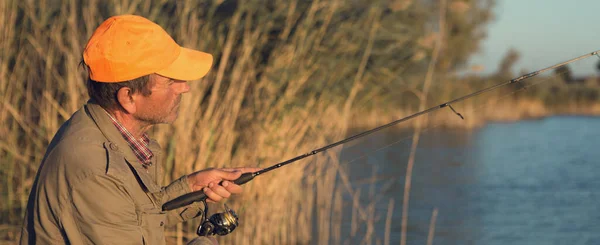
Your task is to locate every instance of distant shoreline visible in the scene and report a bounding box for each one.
[349,100,600,130]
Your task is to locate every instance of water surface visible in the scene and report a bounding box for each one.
[338,116,600,245]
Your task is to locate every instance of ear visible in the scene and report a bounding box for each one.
[116,87,136,114]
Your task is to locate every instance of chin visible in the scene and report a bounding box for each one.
[152,114,178,125]
[165,113,179,124]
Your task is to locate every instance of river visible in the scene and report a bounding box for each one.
[337,116,600,245]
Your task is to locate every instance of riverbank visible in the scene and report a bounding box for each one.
[349,99,600,130]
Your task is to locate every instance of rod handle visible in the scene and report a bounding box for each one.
[233,172,255,185]
[162,173,255,211]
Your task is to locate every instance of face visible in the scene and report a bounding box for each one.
[133,74,190,124]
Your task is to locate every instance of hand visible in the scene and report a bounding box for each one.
[186,167,261,202]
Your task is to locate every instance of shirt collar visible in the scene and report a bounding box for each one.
[104,110,154,168]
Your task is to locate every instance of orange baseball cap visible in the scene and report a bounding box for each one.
[83,15,213,83]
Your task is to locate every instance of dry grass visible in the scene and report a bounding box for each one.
[349,75,600,131]
[0,0,405,244]
[2,1,598,244]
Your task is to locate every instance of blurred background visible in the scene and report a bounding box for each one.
[1,0,599,244]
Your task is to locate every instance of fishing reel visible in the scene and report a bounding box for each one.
[197,203,239,237]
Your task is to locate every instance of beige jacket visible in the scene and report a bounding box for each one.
[20,102,211,245]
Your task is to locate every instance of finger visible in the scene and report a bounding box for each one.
[220,168,237,172]
[221,181,243,194]
[203,187,223,203]
[212,169,243,181]
[233,167,263,173]
[208,182,231,199]
[221,167,262,173]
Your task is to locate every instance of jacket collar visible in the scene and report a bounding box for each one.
[85,101,163,192]
[85,101,145,164]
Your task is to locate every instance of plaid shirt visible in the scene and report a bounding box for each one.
[105,111,154,168]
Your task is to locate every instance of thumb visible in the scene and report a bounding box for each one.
[215,169,242,181]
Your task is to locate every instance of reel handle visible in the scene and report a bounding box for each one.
[162,172,255,211]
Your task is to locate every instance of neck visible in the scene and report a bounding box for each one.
[106,108,152,138]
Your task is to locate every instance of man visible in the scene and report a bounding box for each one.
[20,15,258,245]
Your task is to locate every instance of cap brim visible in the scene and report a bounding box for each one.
[156,47,213,81]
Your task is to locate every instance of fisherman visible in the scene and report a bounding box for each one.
[20,15,258,245]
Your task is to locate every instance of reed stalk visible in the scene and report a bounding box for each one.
[0,1,403,244]
[401,0,446,244]
[2,1,595,244]
[426,208,439,245]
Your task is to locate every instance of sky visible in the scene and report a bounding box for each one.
[467,0,600,77]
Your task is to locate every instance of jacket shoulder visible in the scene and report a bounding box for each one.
[43,134,109,185]
[41,108,112,183]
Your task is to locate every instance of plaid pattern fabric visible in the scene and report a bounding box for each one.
[105,111,154,168]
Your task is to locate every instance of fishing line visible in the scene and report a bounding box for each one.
[162,50,600,211]
[340,68,571,167]
[296,64,584,223]
[295,65,576,191]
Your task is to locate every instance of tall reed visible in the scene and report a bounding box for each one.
[0,0,409,244]
[3,0,595,244]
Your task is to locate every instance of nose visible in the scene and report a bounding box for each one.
[175,80,191,94]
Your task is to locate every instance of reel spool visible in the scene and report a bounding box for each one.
[197,203,239,236]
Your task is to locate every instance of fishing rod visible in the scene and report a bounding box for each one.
[163,50,600,212]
